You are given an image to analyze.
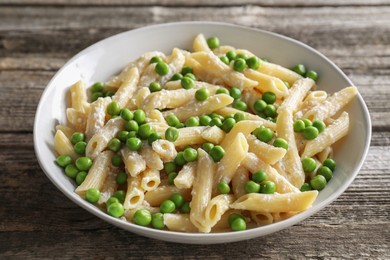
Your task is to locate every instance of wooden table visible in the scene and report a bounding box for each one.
[1,1,389,258]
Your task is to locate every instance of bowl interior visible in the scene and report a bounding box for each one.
[34,22,371,244]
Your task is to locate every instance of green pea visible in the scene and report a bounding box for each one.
[229,87,242,99]
[202,143,215,153]
[148,132,161,145]
[164,162,177,174]
[234,112,246,122]
[125,120,139,132]
[220,56,230,65]
[183,147,198,162]
[75,171,87,185]
[300,183,312,192]
[209,112,224,120]
[70,132,85,145]
[303,119,312,127]
[209,117,223,128]
[181,77,194,89]
[155,61,170,76]
[107,202,124,218]
[217,181,230,194]
[306,70,318,81]
[166,114,181,127]
[252,170,267,183]
[245,180,261,193]
[56,154,72,168]
[317,166,333,181]
[127,131,138,139]
[74,141,87,154]
[165,127,179,142]
[181,66,193,75]
[138,123,153,140]
[303,126,319,140]
[264,104,277,118]
[86,188,100,203]
[90,82,104,93]
[126,137,142,151]
[151,213,165,229]
[260,181,276,194]
[207,36,220,49]
[107,102,121,116]
[171,193,185,208]
[252,126,264,137]
[310,175,327,190]
[116,172,128,185]
[170,73,183,81]
[161,174,174,188]
[174,152,186,166]
[185,117,200,127]
[262,92,276,104]
[266,117,276,123]
[312,120,326,133]
[233,100,248,111]
[221,118,236,133]
[133,109,146,124]
[91,92,104,102]
[302,157,317,172]
[323,158,336,171]
[133,209,152,226]
[184,73,196,81]
[111,154,123,167]
[226,50,237,61]
[75,157,93,171]
[236,53,249,60]
[150,56,163,64]
[254,99,267,113]
[233,58,247,72]
[108,138,121,152]
[199,115,212,126]
[119,109,132,122]
[257,127,274,143]
[273,137,288,150]
[292,64,306,76]
[65,164,79,179]
[209,145,225,162]
[228,213,245,226]
[293,120,306,132]
[105,91,115,97]
[284,81,290,88]
[216,87,229,95]
[195,87,210,101]
[176,123,185,129]
[231,217,246,231]
[160,200,176,213]
[106,197,119,208]
[181,201,191,213]
[114,190,125,203]
[246,56,260,70]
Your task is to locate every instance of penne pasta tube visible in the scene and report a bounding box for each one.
[66,108,88,132]
[204,194,235,229]
[216,107,276,130]
[242,153,300,193]
[174,162,197,189]
[54,129,79,161]
[250,212,274,226]
[75,150,114,197]
[140,168,161,191]
[164,213,198,233]
[121,147,146,177]
[316,146,333,163]
[232,166,250,199]
[124,175,144,210]
[302,112,349,159]
[257,61,303,86]
[173,126,207,147]
[85,97,111,140]
[162,94,234,122]
[190,149,216,233]
[139,144,164,171]
[152,139,177,162]
[201,126,226,144]
[98,170,117,205]
[190,51,258,89]
[144,185,191,207]
[230,191,319,213]
[244,69,289,98]
[69,80,89,113]
[278,78,315,112]
[220,120,260,149]
[111,67,140,108]
[193,33,211,52]
[86,118,125,159]
[55,124,75,139]
[247,135,287,165]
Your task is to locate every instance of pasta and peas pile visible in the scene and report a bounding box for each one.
[54,34,357,232]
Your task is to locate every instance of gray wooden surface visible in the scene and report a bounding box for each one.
[0,1,389,259]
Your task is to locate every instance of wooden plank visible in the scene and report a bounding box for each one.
[1,70,388,131]
[1,6,390,31]
[1,0,389,7]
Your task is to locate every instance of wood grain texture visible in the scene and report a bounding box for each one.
[0,1,389,258]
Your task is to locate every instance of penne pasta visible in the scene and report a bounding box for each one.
[174,162,197,189]
[144,185,191,207]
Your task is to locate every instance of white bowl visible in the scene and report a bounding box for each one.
[34,21,371,244]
